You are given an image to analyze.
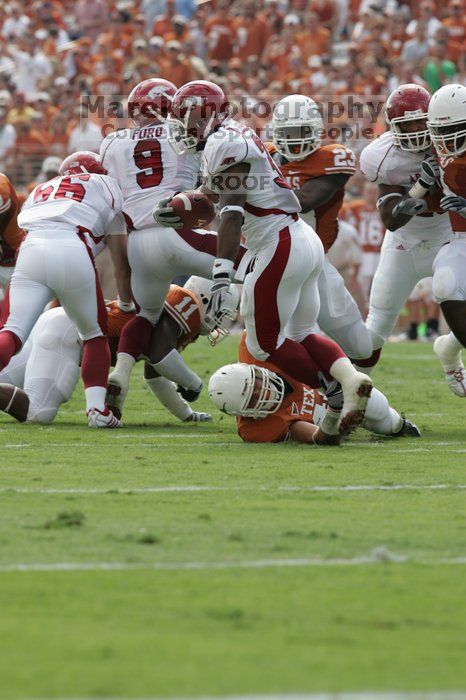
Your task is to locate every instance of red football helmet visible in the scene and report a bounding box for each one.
[59,151,107,176]
[386,84,431,152]
[128,78,176,126]
[168,80,230,154]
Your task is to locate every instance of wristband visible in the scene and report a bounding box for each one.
[219,205,244,217]
[213,257,234,280]
[118,297,136,313]
[408,180,429,199]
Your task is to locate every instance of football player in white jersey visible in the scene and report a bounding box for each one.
[0,151,131,428]
[426,84,466,397]
[270,94,373,365]
[166,80,373,435]
[101,79,247,417]
[359,83,454,371]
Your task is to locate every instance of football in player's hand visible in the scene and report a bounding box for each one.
[168,191,216,229]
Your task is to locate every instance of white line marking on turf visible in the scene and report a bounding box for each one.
[2,554,466,573]
[0,484,465,495]
[19,693,466,700]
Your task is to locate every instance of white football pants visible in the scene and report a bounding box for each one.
[2,229,106,345]
[128,226,246,324]
[0,307,81,423]
[241,219,324,360]
[367,230,452,348]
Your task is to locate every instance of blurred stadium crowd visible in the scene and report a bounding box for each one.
[0,0,463,332]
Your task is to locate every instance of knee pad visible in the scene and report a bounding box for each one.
[433,266,459,303]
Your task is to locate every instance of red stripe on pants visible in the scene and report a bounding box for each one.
[0,281,11,329]
[253,228,291,355]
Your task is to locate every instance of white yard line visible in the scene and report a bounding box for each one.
[20,693,466,700]
[0,483,465,495]
[2,553,466,573]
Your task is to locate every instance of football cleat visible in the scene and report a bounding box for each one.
[444,368,466,398]
[338,372,373,436]
[105,371,130,419]
[393,418,421,438]
[87,407,122,428]
[433,336,466,397]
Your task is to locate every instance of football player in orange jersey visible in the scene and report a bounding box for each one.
[270,94,374,366]
[427,84,466,397]
[208,332,420,444]
[0,277,237,424]
[0,172,26,286]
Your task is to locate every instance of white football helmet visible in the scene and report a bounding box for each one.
[272,94,323,161]
[427,84,466,157]
[208,363,284,419]
[183,276,239,346]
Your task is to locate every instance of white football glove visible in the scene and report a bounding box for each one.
[152,196,183,229]
[393,197,428,217]
[418,155,440,190]
[184,411,213,422]
[440,194,466,217]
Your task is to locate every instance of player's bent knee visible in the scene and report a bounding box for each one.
[433,266,460,303]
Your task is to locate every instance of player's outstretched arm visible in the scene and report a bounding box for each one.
[289,418,342,445]
[296,174,350,213]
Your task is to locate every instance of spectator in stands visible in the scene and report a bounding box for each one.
[401,22,430,64]
[68,106,102,153]
[74,0,109,42]
[0,106,15,174]
[2,4,29,40]
[405,1,442,41]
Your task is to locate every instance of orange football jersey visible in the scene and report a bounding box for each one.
[439,153,466,233]
[341,199,385,253]
[237,332,328,443]
[0,173,26,266]
[267,143,356,251]
[164,285,202,350]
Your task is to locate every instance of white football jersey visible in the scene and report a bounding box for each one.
[100,123,201,230]
[359,131,452,241]
[202,119,301,250]
[18,173,124,256]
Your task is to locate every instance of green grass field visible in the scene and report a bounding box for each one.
[0,338,465,700]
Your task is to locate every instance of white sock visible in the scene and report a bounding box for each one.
[441,333,464,371]
[144,376,192,421]
[329,357,360,385]
[113,352,136,377]
[85,386,106,412]
[151,349,202,390]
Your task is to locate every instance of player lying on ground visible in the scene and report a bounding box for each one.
[208,333,420,445]
[0,277,237,425]
[426,84,466,398]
